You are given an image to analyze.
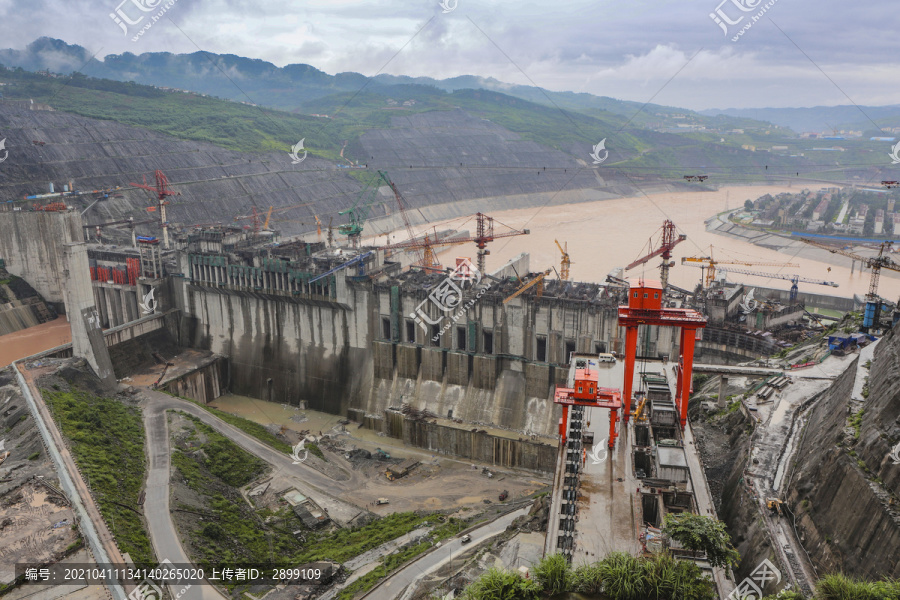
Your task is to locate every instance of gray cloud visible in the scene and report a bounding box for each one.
[0,0,897,109]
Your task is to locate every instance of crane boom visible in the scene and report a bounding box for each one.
[555,239,571,281]
[626,220,686,289]
[682,254,799,288]
[378,171,423,264]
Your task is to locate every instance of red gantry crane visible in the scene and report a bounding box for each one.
[129,170,181,249]
[625,220,687,289]
[554,369,622,450]
[618,278,707,429]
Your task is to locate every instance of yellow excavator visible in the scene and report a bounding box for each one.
[766,497,784,516]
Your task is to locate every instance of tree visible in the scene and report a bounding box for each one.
[461,568,540,600]
[744,199,754,211]
[662,513,740,568]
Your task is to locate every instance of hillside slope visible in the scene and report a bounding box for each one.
[785,330,900,578]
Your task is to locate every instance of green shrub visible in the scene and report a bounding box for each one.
[532,552,570,595]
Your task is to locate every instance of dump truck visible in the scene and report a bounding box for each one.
[499,490,509,501]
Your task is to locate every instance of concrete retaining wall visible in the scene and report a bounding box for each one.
[162,356,228,404]
[388,413,557,473]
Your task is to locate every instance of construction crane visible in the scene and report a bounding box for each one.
[555,240,571,281]
[381,229,470,272]
[382,214,529,274]
[377,170,424,265]
[82,217,157,247]
[681,253,799,288]
[799,238,900,330]
[503,269,552,304]
[339,175,383,247]
[626,220,686,289]
[712,266,839,302]
[129,170,181,249]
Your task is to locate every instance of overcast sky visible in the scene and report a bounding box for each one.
[1,0,897,110]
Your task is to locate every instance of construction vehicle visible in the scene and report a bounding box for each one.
[555,239,572,281]
[460,534,472,544]
[499,490,509,501]
[626,220,686,289]
[373,448,391,460]
[682,251,799,288]
[375,498,390,505]
[799,238,900,331]
[632,397,649,422]
[766,497,784,516]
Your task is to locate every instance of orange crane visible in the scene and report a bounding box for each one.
[799,237,900,330]
[625,220,686,289]
[382,215,529,273]
[129,170,181,249]
[555,240,571,281]
[681,251,799,288]
[503,269,552,303]
[381,229,470,272]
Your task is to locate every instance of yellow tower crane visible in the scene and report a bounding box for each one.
[555,239,571,281]
[681,253,799,288]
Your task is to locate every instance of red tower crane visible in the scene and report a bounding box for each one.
[129,170,181,249]
[472,213,530,274]
[625,220,686,289]
[618,278,707,429]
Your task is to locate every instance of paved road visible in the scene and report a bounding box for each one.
[363,507,528,600]
[143,404,225,600]
[140,388,363,523]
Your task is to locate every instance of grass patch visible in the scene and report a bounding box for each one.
[849,409,865,439]
[42,387,154,565]
[168,393,291,453]
[27,451,41,460]
[296,512,444,564]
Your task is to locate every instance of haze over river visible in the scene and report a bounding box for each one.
[427,185,900,302]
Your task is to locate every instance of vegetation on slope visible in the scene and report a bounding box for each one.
[42,387,154,565]
[460,552,716,600]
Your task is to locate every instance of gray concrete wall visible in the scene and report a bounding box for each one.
[392,414,558,473]
[162,356,228,404]
[0,210,82,309]
[62,243,115,389]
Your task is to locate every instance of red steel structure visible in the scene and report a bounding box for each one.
[129,170,181,250]
[554,370,622,450]
[617,279,706,429]
[625,219,686,290]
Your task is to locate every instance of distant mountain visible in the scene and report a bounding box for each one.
[0,38,775,133]
[699,105,900,135]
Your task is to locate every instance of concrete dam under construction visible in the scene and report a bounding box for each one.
[2,104,899,600]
